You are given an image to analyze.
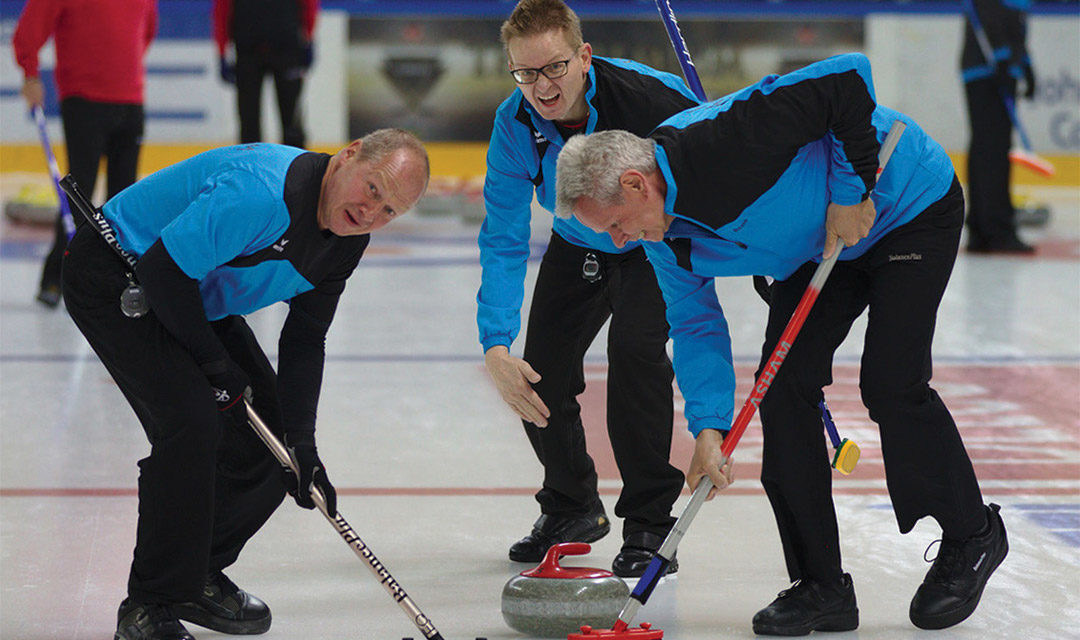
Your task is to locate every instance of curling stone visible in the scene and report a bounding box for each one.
[502,542,629,637]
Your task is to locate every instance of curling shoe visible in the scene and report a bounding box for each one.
[114,600,194,640]
[612,531,678,578]
[966,236,1035,254]
[752,573,859,636]
[35,284,61,308]
[173,572,271,635]
[909,503,1008,630]
[509,504,610,563]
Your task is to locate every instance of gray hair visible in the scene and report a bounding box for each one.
[357,128,430,189]
[555,130,657,220]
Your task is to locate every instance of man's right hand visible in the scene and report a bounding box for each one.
[282,431,337,516]
[686,428,735,501]
[21,77,44,109]
[201,358,252,425]
[824,198,876,259]
[484,346,550,427]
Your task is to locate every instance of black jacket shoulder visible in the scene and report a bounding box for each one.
[590,57,698,136]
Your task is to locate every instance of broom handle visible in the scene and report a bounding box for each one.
[32,105,76,240]
[244,402,446,640]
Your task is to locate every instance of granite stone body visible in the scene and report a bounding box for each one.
[500,542,630,637]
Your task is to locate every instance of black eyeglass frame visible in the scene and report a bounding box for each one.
[509,58,574,84]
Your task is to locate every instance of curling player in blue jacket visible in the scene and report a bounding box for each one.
[478,0,703,578]
[555,53,1007,636]
[62,130,429,640]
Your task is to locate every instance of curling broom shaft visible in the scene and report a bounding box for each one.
[820,400,842,449]
[654,0,707,102]
[33,105,75,240]
[244,402,445,640]
[722,120,905,460]
[612,470,711,631]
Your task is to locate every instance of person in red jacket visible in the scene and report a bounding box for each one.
[13,0,157,308]
[212,0,318,149]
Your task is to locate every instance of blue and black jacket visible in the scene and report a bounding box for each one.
[103,143,368,434]
[641,53,955,437]
[105,143,367,320]
[477,56,699,351]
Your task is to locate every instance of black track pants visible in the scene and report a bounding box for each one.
[521,232,684,539]
[756,178,985,583]
[235,45,306,148]
[964,77,1018,245]
[62,227,286,604]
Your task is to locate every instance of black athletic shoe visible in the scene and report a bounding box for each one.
[35,284,61,308]
[509,505,610,563]
[114,600,194,640]
[966,236,1035,254]
[752,573,859,636]
[612,531,678,578]
[173,572,271,635]
[1016,204,1051,227]
[909,503,1008,630]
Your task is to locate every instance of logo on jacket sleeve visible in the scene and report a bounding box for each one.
[272,237,290,252]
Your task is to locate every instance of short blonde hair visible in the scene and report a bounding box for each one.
[500,0,583,56]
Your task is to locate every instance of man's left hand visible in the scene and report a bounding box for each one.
[301,42,314,70]
[282,431,337,516]
[687,428,735,501]
[824,198,876,259]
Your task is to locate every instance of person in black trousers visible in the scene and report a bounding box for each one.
[478,0,701,578]
[12,0,157,308]
[555,52,1007,635]
[961,0,1037,253]
[213,0,318,149]
[63,131,429,640]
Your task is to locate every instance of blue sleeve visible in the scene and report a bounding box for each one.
[644,242,735,437]
[477,108,535,352]
[160,168,287,280]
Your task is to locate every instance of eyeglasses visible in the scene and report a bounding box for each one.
[509,58,573,84]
